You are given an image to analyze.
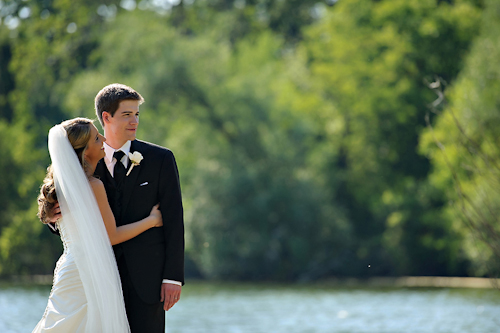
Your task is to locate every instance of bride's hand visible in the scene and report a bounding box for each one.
[149,204,163,227]
[47,202,62,223]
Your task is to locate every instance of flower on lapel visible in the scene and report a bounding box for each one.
[126,151,143,176]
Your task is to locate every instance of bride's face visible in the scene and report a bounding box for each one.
[85,124,106,165]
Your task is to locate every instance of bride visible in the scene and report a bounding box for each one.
[33,118,162,332]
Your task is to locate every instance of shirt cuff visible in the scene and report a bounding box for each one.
[162,279,182,286]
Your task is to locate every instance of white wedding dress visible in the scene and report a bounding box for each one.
[33,124,130,332]
[33,220,88,332]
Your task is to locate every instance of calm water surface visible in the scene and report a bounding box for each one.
[1,281,499,332]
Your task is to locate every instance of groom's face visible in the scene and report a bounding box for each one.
[103,99,140,146]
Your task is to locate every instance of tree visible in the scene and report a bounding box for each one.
[304,0,481,276]
[0,0,109,276]
[61,10,353,280]
[420,0,500,277]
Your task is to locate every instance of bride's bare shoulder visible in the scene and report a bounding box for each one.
[89,177,107,202]
[89,177,104,188]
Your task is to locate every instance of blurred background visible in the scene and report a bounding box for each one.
[1,0,500,331]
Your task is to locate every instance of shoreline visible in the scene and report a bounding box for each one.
[318,276,499,289]
[2,275,499,289]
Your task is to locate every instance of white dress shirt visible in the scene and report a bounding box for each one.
[103,141,131,176]
[103,142,181,287]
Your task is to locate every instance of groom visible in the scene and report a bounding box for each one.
[94,83,184,332]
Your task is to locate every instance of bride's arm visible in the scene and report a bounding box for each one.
[90,178,162,245]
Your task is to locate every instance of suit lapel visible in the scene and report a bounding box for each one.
[120,140,143,218]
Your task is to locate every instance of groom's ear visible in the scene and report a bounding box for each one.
[102,111,112,125]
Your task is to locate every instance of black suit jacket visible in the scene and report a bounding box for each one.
[94,139,184,304]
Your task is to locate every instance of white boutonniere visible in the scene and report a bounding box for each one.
[126,151,143,176]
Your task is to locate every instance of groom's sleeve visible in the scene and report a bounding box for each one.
[46,222,60,236]
[158,149,185,285]
[162,279,182,286]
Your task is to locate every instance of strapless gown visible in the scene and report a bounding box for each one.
[33,221,87,332]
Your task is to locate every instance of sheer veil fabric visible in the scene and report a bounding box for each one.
[49,125,130,332]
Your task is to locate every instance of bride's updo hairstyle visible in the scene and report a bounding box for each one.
[37,118,94,224]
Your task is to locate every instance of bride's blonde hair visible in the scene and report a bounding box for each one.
[37,118,94,224]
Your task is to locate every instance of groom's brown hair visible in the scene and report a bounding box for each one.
[95,83,144,126]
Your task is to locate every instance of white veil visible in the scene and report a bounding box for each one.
[49,124,130,332]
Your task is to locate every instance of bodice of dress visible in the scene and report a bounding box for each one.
[56,220,72,254]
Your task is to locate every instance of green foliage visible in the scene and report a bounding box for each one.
[304,0,481,276]
[168,0,322,42]
[0,0,494,280]
[62,11,352,281]
[0,0,107,275]
[420,0,500,276]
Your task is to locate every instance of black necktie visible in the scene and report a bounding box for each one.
[113,150,126,184]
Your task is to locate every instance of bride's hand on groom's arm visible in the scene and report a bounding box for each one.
[149,204,163,228]
[161,283,181,311]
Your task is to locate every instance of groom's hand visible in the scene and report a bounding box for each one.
[161,283,181,311]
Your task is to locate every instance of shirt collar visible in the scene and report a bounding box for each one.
[104,141,132,163]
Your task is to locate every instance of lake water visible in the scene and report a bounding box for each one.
[1,281,499,332]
